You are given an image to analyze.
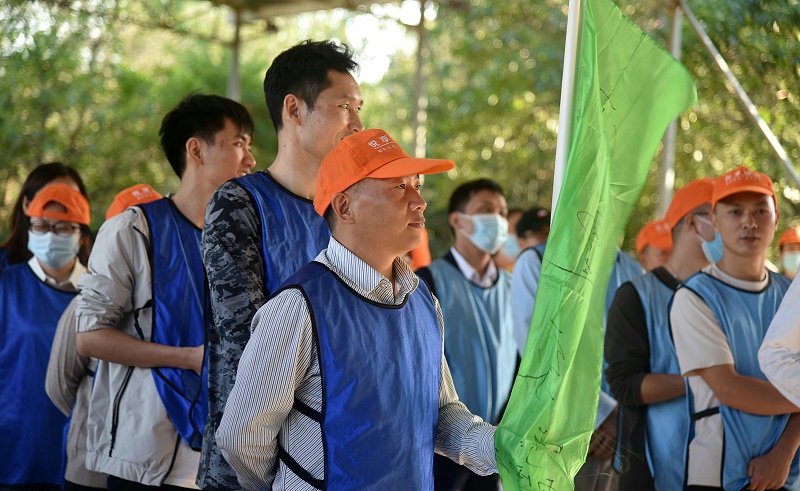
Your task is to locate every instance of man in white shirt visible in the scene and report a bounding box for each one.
[417,178,517,490]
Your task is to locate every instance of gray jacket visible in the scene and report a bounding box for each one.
[75,207,193,486]
[46,297,107,488]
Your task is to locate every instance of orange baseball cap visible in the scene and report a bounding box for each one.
[314,129,455,216]
[779,227,800,249]
[106,184,163,220]
[664,178,715,229]
[26,183,91,226]
[635,219,672,255]
[712,166,776,211]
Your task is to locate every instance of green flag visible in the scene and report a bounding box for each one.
[494,0,697,489]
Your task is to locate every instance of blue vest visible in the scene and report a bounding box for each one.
[427,258,516,424]
[0,264,73,485]
[236,171,331,295]
[279,262,441,490]
[683,271,795,491]
[139,198,207,450]
[629,272,687,490]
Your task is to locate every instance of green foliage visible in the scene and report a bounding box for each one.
[2,0,799,261]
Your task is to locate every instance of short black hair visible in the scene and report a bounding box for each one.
[517,207,551,236]
[159,94,255,178]
[263,40,358,133]
[448,178,506,214]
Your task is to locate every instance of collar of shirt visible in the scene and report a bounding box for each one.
[317,237,419,305]
[449,247,498,287]
[28,256,86,291]
[703,262,769,291]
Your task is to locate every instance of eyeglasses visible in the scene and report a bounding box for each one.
[29,221,80,237]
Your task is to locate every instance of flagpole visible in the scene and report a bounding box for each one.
[552,0,583,216]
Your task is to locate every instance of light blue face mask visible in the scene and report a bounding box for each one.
[28,232,80,269]
[694,215,724,264]
[782,252,800,278]
[459,213,509,255]
[501,235,521,257]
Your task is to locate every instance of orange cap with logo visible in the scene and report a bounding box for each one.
[25,183,91,226]
[314,129,455,216]
[106,184,163,220]
[635,219,672,255]
[779,227,800,249]
[664,178,715,230]
[712,166,777,211]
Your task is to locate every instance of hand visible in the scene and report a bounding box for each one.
[588,408,618,459]
[747,448,793,491]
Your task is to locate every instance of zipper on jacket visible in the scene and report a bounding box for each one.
[109,366,135,457]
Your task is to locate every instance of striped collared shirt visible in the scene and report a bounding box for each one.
[217,237,497,491]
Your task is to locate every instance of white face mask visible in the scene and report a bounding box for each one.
[783,251,800,277]
[458,213,509,254]
[28,232,80,269]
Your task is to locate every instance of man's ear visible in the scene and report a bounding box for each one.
[186,137,203,166]
[684,213,699,234]
[284,94,304,127]
[448,211,460,231]
[331,192,354,225]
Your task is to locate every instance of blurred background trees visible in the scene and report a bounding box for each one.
[2,0,798,258]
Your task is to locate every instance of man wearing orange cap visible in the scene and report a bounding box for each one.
[635,219,672,271]
[104,183,162,221]
[670,167,800,491]
[199,41,363,489]
[777,226,800,279]
[605,178,714,490]
[217,129,497,491]
[0,183,91,489]
[75,94,256,489]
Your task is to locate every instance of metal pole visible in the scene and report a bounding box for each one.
[680,0,800,188]
[552,0,582,215]
[226,8,242,102]
[657,4,683,216]
[412,0,428,158]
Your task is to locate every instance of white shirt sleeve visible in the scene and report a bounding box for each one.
[595,391,617,429]
[433,295,498,475]
[670,287,734,375]
[759,276,800,408]
[216,288,315,491]
[511,248,543,357]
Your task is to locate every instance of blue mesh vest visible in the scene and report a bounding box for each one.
[629,272,687,490]
[278,262,441,490]
[682,270,795,491]
[139,198,207,450]
[0,264,73,485]
[426,258,515,424]
[235,171,331,294]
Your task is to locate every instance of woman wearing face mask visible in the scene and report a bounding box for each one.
[0,183,92,491]
[778,226,800,280]
[0,162,91,269]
